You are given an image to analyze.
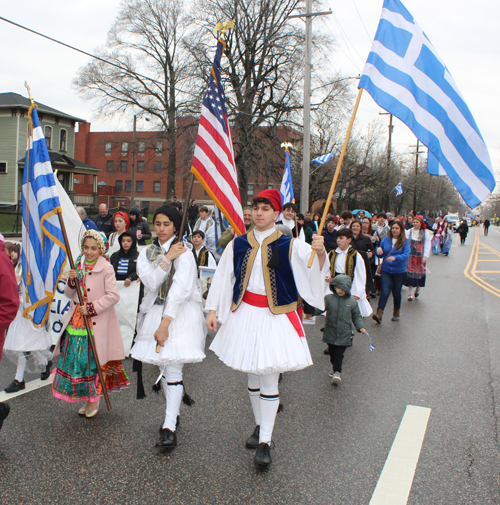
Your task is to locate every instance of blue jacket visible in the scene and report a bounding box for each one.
[377,236,410,274]
[82,217,98,231]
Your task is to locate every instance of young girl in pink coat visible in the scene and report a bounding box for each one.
[52,230,129,417]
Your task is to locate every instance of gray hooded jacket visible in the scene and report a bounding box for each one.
[322,274,364,346]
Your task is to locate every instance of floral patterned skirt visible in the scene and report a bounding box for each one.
[52,306,130,404]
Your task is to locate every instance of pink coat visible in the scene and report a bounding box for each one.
[57,257,124,364]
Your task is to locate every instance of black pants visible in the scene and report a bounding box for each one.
[328,344,347,373]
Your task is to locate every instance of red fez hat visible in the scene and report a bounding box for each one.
[256,189,282,212]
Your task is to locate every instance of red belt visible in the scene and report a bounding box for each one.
[242,291,305,337]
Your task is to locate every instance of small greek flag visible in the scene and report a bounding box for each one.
[395,182,403,196]
[22,105,67,327]
[280,148,294,205]
[365,332,376,352]
[359,0,495,208]
[312,152,336,165]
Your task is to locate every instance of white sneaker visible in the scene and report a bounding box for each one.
[331,372,341,384]
[328,369,334,378]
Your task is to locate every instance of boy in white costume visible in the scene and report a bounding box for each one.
[205,189,328,468]
[130,206,206,450]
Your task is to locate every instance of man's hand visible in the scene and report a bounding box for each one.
[154,318,171,347]
[205,310,218,331]
[311,234,325,253]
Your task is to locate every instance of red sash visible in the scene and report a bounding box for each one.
[242,291,305,337]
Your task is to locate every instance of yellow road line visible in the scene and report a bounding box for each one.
[475,271,500,273]
[464,228,500,298]
[478,259,500,262]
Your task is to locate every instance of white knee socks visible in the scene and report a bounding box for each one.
[161,364,184,431]
[408,286,414,296]
[15,354,27,382]
[247,372,280,444]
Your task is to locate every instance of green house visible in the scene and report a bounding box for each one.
[0,92,99,205]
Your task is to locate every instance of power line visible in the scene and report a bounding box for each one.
[351,0,374,43]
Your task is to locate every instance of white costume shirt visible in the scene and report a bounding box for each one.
[405,228,433,258]
[206,227,329,323]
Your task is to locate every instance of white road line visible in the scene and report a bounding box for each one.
[370,405,431,505]
[0,376,53,402]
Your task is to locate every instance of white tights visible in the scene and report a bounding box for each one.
[160,364,184,432]
[247,372,280,444]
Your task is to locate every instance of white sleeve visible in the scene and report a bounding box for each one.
[299,227,306,241]
[205,226,216,254]
[208,252,218,269]
[351,252,367,299]
[405,229,411,240]
[163,251,198,320]
[136,248,170,292]
[205,241,235,323]
[424,230,432,257]
[291,239,330,311]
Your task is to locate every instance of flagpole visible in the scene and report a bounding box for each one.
[308,87,363,268]
[57,213,112,411]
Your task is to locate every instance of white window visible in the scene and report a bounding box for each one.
[105,142,112,155]
[45,126,52,149]
[59,129,67,151]
[247,184,254,196]
[122,142,129,153]
[155,141,162,156]
[138,141,145,154]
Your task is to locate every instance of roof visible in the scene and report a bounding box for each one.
[0,93,85,122]
[18,152,99,175]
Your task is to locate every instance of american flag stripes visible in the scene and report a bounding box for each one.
[190,39,245,235]
[22,105,67,326]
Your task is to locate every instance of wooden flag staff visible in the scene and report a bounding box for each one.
[308,87,364,268]
[57,214,112,411]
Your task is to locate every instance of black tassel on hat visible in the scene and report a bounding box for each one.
[267,242,281,269]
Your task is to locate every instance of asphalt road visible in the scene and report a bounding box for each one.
[1,226,499,505]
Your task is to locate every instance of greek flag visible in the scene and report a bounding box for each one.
[312,152,336,165]
[394,182,403,196]
[22,105,67,327]
[280,148,294,205]
[359,0,495,209]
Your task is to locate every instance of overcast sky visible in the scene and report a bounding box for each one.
[1,0,498,174]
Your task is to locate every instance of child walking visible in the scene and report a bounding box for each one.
[323,275,366,384]
[52,230,129,417]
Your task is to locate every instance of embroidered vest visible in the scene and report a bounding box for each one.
[329,246,358,280]
[196,246,209,267]
[232,230,298,314]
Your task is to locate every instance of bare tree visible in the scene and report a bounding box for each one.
[74,0,198,200]
[186,0,350,203]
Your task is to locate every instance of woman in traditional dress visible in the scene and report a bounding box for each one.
[130,205,206,450]
[108,211,130,252]
[404,216,433,301]
[52,230,129,417]
[441,221,453,256]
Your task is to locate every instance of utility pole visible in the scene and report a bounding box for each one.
[131,115,137,207]
[289,4,331,214]
[410,139,425,212]
[379,112,393,211]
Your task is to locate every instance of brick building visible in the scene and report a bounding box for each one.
[75,119,302,211]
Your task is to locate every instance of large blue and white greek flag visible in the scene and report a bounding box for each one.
[22,105,67,327]
[312,152,336,165]
[280,149,294,205]
[359,0,495,209]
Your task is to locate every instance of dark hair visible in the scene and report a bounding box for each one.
[297,213,305,220]
[252,197,276,211]
[362,216,374,235]
[170,201,182,211]
[388,219,407,249]
[199,206,209,213]
[192,230,205,239]
[283,202,297,212]
[341,210,353,220]
[377,213,387,219]
[350,218,365,237]
[337,228,353,240]
[243,206,252,212]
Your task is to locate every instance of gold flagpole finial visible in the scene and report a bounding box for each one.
[281,142,293,150]
[24,81,35,106]
[213,19,234,37]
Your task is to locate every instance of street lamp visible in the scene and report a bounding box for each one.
[131,114,150,207]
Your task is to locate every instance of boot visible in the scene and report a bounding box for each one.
[391,309,400,321]
[372,309,383,324]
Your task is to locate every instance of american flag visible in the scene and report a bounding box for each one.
[190,39,245,235]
